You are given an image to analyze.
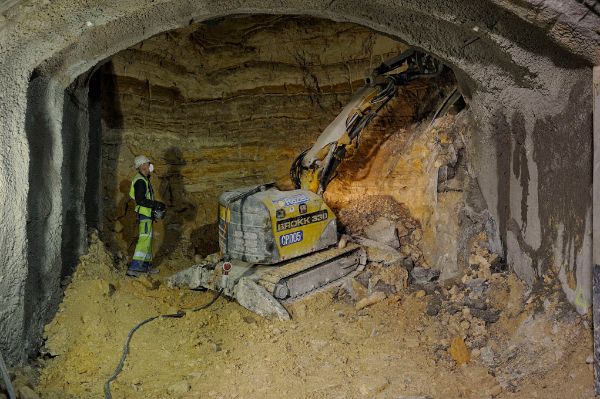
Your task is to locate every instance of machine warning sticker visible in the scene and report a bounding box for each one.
[272,194,309,207]
[276,210,328,232]
[280,231,303,247]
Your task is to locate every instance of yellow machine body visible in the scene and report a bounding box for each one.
[218,186,337,264]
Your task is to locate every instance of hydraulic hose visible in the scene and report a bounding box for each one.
[104,289,222,399]
[0,349,16,399]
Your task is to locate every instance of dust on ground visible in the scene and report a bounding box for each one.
[19,232,593,399]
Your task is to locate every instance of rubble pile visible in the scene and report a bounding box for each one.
[344,213,511,373]
[426,277,503,364]
[336,196,418,237]
[337,196,428,310]
[414,232,506,363]
[337,195,426,270]
[339,194,488,316]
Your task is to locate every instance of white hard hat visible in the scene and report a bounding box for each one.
[134,155,151,169]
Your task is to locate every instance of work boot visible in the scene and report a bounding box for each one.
[126,260,146,277]
[126,269,144,277]
[144,261,159,274]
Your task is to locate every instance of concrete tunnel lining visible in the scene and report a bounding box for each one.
[0,0,598,365]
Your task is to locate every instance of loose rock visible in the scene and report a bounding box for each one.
[449,337,471,365]
[464,297,487,310]
[426,296,442,316]
[480,346,496,367]
[369,263,409,294]
[356,291,387,310]
[471,308,500,324]
[488,384,502,397]
[168,381,191,395]
[465,278,487,294]
[586,354,594,364]
[349,278,369,301]
[411,267,440,284]
[358,375,389,395]
[364,217,400,249]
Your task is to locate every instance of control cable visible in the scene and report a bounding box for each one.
[104,289,222,399]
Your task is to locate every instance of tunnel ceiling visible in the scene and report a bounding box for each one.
[1,0,597,85]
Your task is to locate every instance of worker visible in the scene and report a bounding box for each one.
[127,155,166,277]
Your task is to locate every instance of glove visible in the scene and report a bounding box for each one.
[152,201,167,220]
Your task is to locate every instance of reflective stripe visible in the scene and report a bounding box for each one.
[134,251,149,258]
[133,252,152,261]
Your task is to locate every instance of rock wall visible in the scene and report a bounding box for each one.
[97,16,408,258]
[324,87,489,282]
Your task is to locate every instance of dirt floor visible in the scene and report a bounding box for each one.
[18,233,593,399]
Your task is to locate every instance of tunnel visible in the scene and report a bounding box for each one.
[0,1,598,398]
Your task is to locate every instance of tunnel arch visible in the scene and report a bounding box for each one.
[0,0,598,364]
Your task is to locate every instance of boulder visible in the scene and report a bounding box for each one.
[410,267,440,284]
[364,217,400,249]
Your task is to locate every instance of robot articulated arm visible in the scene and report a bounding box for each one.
[290,49,443,195]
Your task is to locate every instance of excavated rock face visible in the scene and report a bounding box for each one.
[96,16,407,258]
[0,0,598,366]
